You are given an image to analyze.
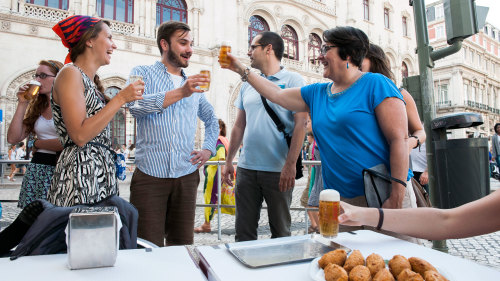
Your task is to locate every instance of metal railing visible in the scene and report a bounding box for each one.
[0,159,323,240]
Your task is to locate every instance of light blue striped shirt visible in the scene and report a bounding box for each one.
[128,61,219,178]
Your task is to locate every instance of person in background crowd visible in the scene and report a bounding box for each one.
[128,20,217,247]
[222,31,307,242]
[7,60,64,208]
[47,15,144,207]
[15,142,27,175]
[221,27,415,230]
[194,119,235,233]
[6,144,17,181]
[491,123,500,169]
[361,43,426,153]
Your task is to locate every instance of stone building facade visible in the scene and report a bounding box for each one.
[0,0,417,155]
[427,0,500,139]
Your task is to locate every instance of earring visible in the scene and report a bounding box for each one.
[347,62,349,69]
[89,45,93,48]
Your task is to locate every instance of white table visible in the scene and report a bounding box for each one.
[196,230,500,281]
[0,246,207,281]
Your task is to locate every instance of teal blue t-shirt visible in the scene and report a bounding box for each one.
[301,72,406,198]
[235,68,305,172]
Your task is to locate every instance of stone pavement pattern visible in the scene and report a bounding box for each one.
[1,171,499,271]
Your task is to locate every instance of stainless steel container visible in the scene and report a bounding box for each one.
[67,206,119,270]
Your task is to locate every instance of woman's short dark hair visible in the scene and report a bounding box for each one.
[366,43,395,82]
[157,21,191,55]
[257,31,284,61]
[323,26,369,68]
[495,123,500,132]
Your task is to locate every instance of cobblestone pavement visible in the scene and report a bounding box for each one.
[1,171,500,271]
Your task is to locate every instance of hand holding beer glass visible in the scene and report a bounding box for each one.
[23,80,41,101]
[319,189,340,238]
[199,69,211,91]
[218,41,231,68]
[129,75,143,109]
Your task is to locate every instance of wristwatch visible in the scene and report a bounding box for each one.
[240,66,251,82]
[409,135,420,149]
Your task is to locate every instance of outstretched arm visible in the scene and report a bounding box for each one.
[339,190,500,240]
[221,53,309,113]
[222,109,246,187]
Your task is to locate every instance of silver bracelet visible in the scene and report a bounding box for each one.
[240,67,251,82]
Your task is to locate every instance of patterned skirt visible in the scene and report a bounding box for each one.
[17,163,55,208]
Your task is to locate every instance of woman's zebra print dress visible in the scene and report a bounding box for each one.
[47,64,118,207]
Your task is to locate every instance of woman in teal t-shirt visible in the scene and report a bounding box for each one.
[221,26,415,211]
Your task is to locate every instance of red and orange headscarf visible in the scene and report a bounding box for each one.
[53,15,101,64]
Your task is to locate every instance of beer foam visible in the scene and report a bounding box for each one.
[320,189,340,201]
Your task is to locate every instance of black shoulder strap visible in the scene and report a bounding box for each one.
[261,96,288,137]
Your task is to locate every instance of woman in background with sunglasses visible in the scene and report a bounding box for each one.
[7,60,64,208]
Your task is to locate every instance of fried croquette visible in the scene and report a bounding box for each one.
[397,268,424,281]
[319,249,348,269]
[372,268,395,281]
[344,250,365,273]
[423,270,449,281]
[348,265,371,281]
[388,255,411,278]
[366,253,385,277]
[324,263,349,281]
[408,257,437,276]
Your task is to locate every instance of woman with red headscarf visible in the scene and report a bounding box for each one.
[47,15,144,206]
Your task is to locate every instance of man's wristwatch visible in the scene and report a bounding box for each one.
[409,135,420,149]
[240,66,251,82]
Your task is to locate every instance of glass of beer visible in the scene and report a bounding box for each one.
[319,189,340,238]
[219,41,231,67]
[129,75,143,109]
[23,80,41,100]
[199,69,211,91]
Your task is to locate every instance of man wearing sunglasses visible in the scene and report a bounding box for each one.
[222,31,307,242]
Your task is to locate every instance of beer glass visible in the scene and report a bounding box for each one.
[129,75,143,109]
[23,80,41,100]
[318,189,340,238]
[219,41,231,67]
[199,69,211,91]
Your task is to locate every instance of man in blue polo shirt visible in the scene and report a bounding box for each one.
[222,31,307,241]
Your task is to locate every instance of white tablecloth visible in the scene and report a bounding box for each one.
[196,230,500,281]
[0,246,206,281]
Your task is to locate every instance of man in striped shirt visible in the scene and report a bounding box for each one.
[128,21,218,246]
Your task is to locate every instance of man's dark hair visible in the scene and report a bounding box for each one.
[18,142,24,147]
[156,21,191,54]
[323,26,369,68]
[257,31,285,61]
[495,123,500,132]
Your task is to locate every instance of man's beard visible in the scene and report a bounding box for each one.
[168,49,189,68]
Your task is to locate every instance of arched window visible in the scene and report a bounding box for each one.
[97,0,134,23]
[401,62,409,78]
[308,33,322,65]
[248,15,269,46]
[281,25,299,60]
[28,0,68,10]
[156,0,187,26]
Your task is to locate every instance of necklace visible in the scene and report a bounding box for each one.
[328,72,366,99]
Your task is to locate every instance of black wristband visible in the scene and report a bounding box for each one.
[376,208,384,230]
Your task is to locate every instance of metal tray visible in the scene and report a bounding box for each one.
[226,234,351,268]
